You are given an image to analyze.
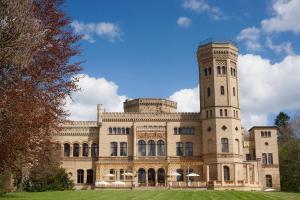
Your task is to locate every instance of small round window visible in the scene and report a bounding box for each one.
[265,142,269,146]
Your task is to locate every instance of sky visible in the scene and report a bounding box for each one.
[64,0,300,129]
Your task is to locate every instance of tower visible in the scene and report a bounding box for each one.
[197,41,244,182]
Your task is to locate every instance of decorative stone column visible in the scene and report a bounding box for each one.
[206,164,210,182]
[88,143,92,157]
[79,144,82,157]
[70,144,73,158]
[234,163,238,186]
[220,164,224,186]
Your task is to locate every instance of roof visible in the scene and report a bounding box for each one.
[248,126,278,132]
[198,38,237,48]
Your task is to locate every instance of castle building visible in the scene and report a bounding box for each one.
[53,41,280,190]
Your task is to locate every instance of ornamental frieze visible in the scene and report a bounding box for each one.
[136,132,165,140]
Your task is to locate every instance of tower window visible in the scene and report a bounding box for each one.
[224,109,228,116]
[204,68,208,76]
[233,110,236,118]
[206,110,209,118]
[233,69,236,76]
[209,110,213,118]
[220,86,225,95]
[217,66,221,74]
[221,138,229,153]
[233,87,236,96]
[207,87,211,97]
[222,66,226,74]
[236,111,238,118]
[220,109,223,116]
[230,67,233,76]
[208,67,212,75]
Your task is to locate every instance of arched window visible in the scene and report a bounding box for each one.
[185,142,193,156]
[86,169,93,184]
[77,169,84,183]
[138,168,146,185]
[233,87,236,96]
[221,138,229,153]
[266,175,272,187]
[204,68,208,76]
[91,143,98,157]
[110,142,118,156]
[64,143,70,157]
[157,140,165,156]
[82,143,89,157]
[73,143,79,157]
[208,67,212,75]
[157,168,165,184]
[220,86,225,95]
[138,140,146,156]
[176,169,184,181]
[222,66,226,74]
[176,142,184,156]
[217,66,221,74]
[207,87,211,97]
[230,67,233,75]
[233,69,236,76]
[120,142,127,156]
[223,166,230,181]
[148,140,156,156]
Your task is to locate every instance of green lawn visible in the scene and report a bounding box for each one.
[1,190,300,200]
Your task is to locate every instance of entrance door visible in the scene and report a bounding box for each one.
[148,168,156,186]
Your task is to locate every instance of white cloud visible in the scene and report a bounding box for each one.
[169,86,200,112]
[182,0,223,20]
[266,37,294,55]
[261,0,300,33]
[236,27,262,51]
[168,54,300,129]
[71,21,121,43]
[65,74,127,120]
[177,16,192,28]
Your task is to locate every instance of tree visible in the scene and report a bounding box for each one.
[275,112,290,128]
[0,0,81,178]
[274,112,292,143]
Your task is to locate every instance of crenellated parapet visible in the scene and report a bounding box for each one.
[102,112,201,122]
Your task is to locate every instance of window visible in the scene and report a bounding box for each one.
[210,110,213,118]
[266,175,272,187]
[233,87,236,96]
[113,127,117,134]
[261,131,271,137]
[176,169,184,181]
[222,66,226,74]
[91,143,98,157]
[206,110,209,118]
[119,169,124,180]
[268,153,273,164]
[185,142,193,156]
[117,128,121,134]
[207,87,211,97]
[64,143,70,157]
[233,110,236,118]
[109,127,112,134]
[236,111,238,118]
[109,169,115,180]
[110,142,118,156]
[204,68,208,76]
[221,138,229,153]
[121,128,125,134]
[174,127,178,134]
[77,169,84,183]
[231,67,233,76]
[73,143,79,157]
[148,140,156,156]
[157,140,165,156]
[208,67,212,75]
[220,109,223,117]
[82,143,89,157]
[233,69,236,76]
[223,166,230,181]
[86,169,93,184]
[138,140,146,156]
[126,128,130,134]
[246,154,252,161]
[176,142,184,156]
[262,153,267,164]
[224,109,228,116]
[120,142,127,156]
[220,86,225,95]
[217,66,221,74]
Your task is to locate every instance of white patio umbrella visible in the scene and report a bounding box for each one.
[170,172,181,176]
[105,174,115,177]
[112,181,126,185]
[95,181,110,187]
[186,173,200,177]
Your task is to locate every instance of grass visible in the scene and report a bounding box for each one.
[0,190,300,200]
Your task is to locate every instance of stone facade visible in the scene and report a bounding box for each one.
[52,41,280,190]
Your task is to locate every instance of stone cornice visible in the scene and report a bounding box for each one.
[60,121,98,127]
[102,112,201,122]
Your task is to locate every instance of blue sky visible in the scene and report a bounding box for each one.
[64,0,300,128]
